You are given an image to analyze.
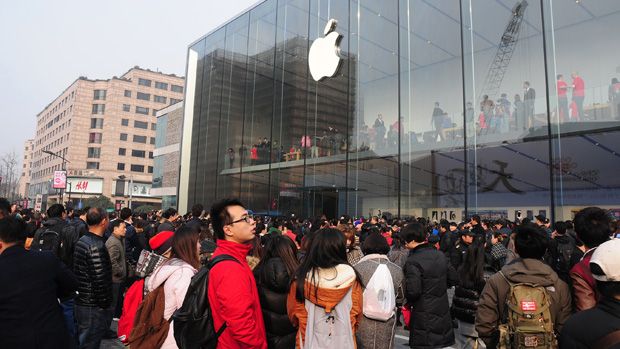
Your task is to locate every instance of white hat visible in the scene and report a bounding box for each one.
[590,239,620,282]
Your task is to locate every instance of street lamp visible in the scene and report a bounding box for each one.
[42,150,70,204]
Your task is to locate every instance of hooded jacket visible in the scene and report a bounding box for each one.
[475,258,572,348]
[208,239,267,349]
[146,258,197,349]
[287,264,363,349]
[559,296,620,349]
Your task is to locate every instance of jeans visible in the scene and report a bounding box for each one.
[60,298,78,349]
[75,305,111,349]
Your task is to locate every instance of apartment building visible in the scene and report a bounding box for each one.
[29,66,184,210]
[17,139,34,201]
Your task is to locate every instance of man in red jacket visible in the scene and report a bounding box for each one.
[570,206,611,311]
[208,198,267,349]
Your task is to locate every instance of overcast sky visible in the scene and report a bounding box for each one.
[0,0,258,167]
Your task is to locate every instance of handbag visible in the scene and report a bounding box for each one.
[401,303,412,329]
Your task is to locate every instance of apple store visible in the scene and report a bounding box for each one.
[179,0,620,222]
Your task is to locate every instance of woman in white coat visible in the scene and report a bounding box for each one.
[146,226,200,349]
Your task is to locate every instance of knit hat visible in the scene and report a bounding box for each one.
[590,239,620,282]
[149,231,174,255]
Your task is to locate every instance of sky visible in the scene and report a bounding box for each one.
[0,0,258,168]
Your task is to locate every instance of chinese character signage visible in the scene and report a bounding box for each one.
[66,177,103,194]
[53,171,67,189]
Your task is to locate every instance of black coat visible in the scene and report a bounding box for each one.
[559,296,620,349]
[31,217,79,269]
[404,243,455,348]
[254,257,296,349]
[0,245,77,349]
[73,232,113,308]
[452,283,483,324]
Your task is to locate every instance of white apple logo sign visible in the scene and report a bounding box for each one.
[308,19,343,82]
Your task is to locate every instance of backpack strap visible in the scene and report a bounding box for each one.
[206,254,241,336]
[594,329,620,349]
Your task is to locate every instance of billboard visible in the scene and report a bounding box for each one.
[52,170,67,189]
[66,177,104,194]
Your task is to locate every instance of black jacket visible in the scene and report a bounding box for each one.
[404,243,455,348]
[559,296,620,349]
[73,232,113,308]
[254,257,296,349]
[452,283,484,324]
[0,245,77,349]
[31,217,79,269]
[447,238,469,271]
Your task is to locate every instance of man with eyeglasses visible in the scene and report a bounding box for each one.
[207,198,267,348]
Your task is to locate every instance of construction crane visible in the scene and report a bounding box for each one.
[478,0,529,102]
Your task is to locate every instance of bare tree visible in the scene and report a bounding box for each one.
[0,151,19,201]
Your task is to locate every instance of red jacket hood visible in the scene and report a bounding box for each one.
[212,239,252,263]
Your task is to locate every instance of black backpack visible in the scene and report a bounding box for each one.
[33,227,64,257]
[173,254,239,349]
[553,237,575,278]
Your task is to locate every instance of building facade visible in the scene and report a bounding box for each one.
[152,101,183,209]
[17,139,34,201]
[29,67,184,210]
[180,0,620,222]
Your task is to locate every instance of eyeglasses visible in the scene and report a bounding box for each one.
[229,215,253,225]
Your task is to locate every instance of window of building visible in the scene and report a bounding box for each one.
[124,90,132,97]
[154,95,167,104]
[123,104,131,112]
[135,106,149,115]
[133,135,147,144]
[119,148,126,156]
[120,133,128,141]
[171,85,184,93]
[138,78,151,87]
[87,147,101,158]
[152,109,158,116]
[93,90,106,100]
[170,98,182,105]
[121,119,129,126]
[131,149,146,158]
[149,151,154,159]
[155,81,168,90]
[150,137,156,145]
[86,162,100,169]
[130,164,144,172]
[88,133,102,144]
[151,123,157,130]
[134,120,148,129]
[137,92,150,101]
[91,104,105,114]
[117,163,125,170]
[90,118,103,129]
[148,166,153,173]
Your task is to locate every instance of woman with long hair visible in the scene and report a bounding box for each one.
[145,227,200,349]
[451,238,491,349]
[254,235,299,349]
[340,224,363,265]
[287,228,363,348]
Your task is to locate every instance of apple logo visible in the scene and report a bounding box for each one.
[308,19,343,81]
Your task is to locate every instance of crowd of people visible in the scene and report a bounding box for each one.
[0,197,619,349]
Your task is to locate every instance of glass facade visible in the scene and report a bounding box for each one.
[182,0,620,221]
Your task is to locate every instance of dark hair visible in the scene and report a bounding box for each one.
[471,215,481,224]
[110,219,125,231]
[458,238,486,289]
[574,207,610,248]
[391,232,405,249]
[361,232,390,255]
[0,198,10,216]
[210,198,245,240]
[256,235,299,282]
[163,207,178,219]
[295,228,359,302]
[401,222,426,243]
[514,224,549,259]
[47,204,65,218]
[172,226,200,269]
[120,207,132,220]
[191,204,204,218]
[0,216,26,243]
[86,207,107,226]
[553,221,567,235]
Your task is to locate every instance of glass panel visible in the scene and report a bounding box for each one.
[187,39,206,207]
[462,0,551,219]
[399,0,465,220]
